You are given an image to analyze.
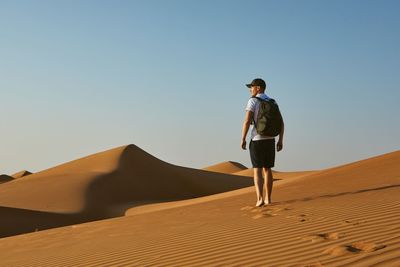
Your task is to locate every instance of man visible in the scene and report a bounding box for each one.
[241,78,284,207]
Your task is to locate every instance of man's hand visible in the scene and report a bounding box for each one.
[241,111,252,151]
[277,140,283,152]
[241,139,247,150]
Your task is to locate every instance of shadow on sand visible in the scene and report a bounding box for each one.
[0,145,253,238]
[278,184,400,205]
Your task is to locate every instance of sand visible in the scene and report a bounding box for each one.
[203,161,247,174]
[0,174,13,184]
[0,146,398,266]
[0,145,252,237]
[11,170,32,179]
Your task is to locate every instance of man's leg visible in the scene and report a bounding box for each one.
[253,168,264,206]
[263,168,273,204]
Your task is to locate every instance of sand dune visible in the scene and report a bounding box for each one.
[273,150,400,202]
[203,161,247,174]
[203,161,318,181]
[0,149,398,266]
[0,174,13,183]
[11,170,32,179]
[0,144,252,237]
[234,168,318,179]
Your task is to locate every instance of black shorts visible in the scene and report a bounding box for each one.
[249,139,275,168]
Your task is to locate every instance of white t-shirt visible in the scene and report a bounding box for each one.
[245,93,275,141]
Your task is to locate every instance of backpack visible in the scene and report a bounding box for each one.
[252,96,283,137]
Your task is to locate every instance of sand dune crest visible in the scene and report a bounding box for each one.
[0,174,13,183]
[203,161,247,174]
[0,144,252,237]
[11,170,32,179]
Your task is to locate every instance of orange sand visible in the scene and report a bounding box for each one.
[203,161,247,174]
[0,146,398,266]
[11,170,32,179]
[0,174,13,183]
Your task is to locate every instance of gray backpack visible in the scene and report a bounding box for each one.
[252,97,283,137]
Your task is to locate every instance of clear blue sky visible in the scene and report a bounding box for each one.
[1,0,399,174]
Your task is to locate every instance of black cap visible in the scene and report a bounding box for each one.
[246,78,266,89]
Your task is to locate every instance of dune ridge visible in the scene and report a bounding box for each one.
[0,144,252,237]
[273,150,400,203]
[234,168,319,179]
[203,161,247,174]
[203,161,319,180]
[0,174,13,183]
[11,170,32,179]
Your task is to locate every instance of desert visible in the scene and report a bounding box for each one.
[0,146,398,266]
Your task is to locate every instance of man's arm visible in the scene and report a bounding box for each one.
[277,118,284,152]
[241,111,253,150]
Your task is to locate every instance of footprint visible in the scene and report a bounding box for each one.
[240,206,264,213]
[284,213,310,222]
[262,205,291,215]
[352,241,387,252]
[252,214,265,219]
[252,205,292,219]
[297,214,311,222]
[266,206,290,212]
[252,212,278,219]
[341,219,366,226]
[243,204,292,219]
[302,232,343,243]
[301,263,325,267]
[323,242,386,256]
[262,210,279,216]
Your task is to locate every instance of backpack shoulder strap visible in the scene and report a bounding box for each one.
[250,96,266,126]
[251,96,264,102]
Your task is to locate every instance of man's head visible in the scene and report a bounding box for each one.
[246,78,266,96]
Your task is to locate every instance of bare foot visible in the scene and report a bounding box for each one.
[255,200,265,207]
